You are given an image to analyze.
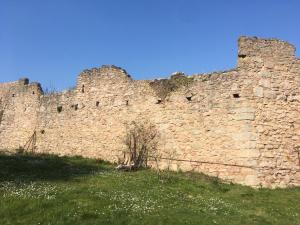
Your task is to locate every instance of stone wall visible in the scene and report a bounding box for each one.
[0,36,299,188]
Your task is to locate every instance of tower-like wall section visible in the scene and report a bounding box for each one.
[0,37,299,187]
[237,37,300,187]
[0,79,42,150]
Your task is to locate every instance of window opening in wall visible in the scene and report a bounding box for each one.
[233,93,240,98]
[0,110,4,123]
[96,101,100,107]
[40,130,45,134]
[57,106,63,113]
[156,99,162,104]
[32,91,35,94]
[81,85,85,93]
[71,104,78,110]
[238,54,246,58]
[12,94,15,97]
[126,100,129,106]
[186,96,192,101]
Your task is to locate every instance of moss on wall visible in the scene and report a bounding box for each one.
[149,73,194,101]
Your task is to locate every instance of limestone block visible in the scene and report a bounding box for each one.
[234,107,255,113]
[262,151,275,158]
[232,132,258,142]
[254,86,264,97]
[264,90,276,99]
[232,148,259,158]
[244,174,260,186]
[295,129,300,136]
[264,61,275,69]
[259,79,271,88]
[240,141,257,150]
[235,112,255,121]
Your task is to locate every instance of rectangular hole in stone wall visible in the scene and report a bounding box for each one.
[233,93,240,98]
[126,100,129,106]
[96,101,100,107]
[12,94,15,97]
[82,85,85,93]
[186,96,192,101]
[0,110,4,124]
[32,91,35,94]
[156,99,162,104]
[57,106,63,113]
[71,104,78,110]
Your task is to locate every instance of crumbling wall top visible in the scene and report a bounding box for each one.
[238,36,296,59]
[18,78,29,85]
[79,65,131,79]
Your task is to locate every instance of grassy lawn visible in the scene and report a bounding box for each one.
[0,153,299,225]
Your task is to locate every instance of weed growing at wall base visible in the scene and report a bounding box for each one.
[0,152,299,225]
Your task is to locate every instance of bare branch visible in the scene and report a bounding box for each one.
[117,119,160,171]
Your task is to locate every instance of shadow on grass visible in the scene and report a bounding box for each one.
[0,152,111,182]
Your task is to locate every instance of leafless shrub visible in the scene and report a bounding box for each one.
[117,120,160,171]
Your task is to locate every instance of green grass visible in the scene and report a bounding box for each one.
[0,153,299,225]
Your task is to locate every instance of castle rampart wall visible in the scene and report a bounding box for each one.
[0,37,299,187]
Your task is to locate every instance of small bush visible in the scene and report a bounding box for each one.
[118,120,160,170]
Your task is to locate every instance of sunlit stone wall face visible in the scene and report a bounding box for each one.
[0,37,299,188]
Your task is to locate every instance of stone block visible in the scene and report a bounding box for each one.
[254,86,264,97]
[259,79,271,88]
[244,174,260,186]
[232,132,258,142]
[235,112,255,121]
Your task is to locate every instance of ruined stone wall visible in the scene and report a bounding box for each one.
[0,79,42,149]
[237,37,300,187]
[0,37,299,188]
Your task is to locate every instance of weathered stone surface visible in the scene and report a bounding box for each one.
[254,86,264,97]
[244,174,260,186]
[0,37,299,188]
[235,113,255,121]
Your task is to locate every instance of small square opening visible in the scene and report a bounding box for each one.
[71,104,78,110]
[186,96,192,101]
[57,106,63,113]
[233,93,240,98]
[96,101,100,107]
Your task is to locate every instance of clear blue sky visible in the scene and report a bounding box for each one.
[1,0,300,90]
